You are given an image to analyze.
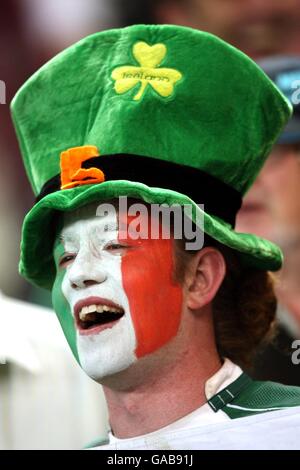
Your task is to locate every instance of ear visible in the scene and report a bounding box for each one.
[185,247,226,310]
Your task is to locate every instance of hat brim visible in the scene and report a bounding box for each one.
[20,181,283,290]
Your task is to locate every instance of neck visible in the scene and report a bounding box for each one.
[102,311,221,439]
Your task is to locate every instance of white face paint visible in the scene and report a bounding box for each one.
[60,205,137,381]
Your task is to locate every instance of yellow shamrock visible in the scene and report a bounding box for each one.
[111,42,182,101]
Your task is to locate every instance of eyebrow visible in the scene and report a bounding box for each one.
[59,233,78,245]
[59,221,119,244]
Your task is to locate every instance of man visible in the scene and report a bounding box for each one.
[11,24,300,449]
[236,57,300,385]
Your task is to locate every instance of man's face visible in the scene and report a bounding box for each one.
[236,144,300,248]
[52,203,183,381]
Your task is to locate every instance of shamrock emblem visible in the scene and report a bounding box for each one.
[111,41,182,101]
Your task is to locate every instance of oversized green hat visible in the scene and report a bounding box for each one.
[11,24,292,290]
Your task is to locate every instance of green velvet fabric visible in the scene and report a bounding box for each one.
[20,182,282,289]
[11,24,292,288]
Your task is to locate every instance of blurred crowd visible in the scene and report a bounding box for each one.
[1,0,300,449]
[0,0,121,301]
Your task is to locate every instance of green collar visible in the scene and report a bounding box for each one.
[208,372,253,412]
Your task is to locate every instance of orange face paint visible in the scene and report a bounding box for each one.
[119,211,183,358]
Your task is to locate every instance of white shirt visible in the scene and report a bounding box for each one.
[0,293,108,449]
[94,361,300,450]
[104,359,242,448]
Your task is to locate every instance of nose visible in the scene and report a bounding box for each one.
[67,253,107,290]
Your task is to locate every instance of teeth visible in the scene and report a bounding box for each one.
[79,303,123,321]
[79,310,88,321]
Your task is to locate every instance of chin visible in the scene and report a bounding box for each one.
[80,350,137,383]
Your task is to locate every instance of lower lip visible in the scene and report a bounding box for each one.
[77,318,122,336]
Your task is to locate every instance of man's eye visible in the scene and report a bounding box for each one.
[104,242,128,252]
[59,254,76,268]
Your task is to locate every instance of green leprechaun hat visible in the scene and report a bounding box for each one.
[11,24,292,290]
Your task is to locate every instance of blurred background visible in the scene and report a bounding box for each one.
[0,0,122,303]
[1,0,300,448]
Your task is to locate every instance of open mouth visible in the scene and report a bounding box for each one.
[74,298,125,334]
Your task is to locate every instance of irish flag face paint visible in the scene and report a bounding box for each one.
[52,203,183,381]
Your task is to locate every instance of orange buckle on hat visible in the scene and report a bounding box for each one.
[60,145,105,190]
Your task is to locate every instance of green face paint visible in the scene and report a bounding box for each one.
[52,237,80,364]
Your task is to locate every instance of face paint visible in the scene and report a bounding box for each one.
[53,206,136,380]
[118,211,183,358]
[52,203,183,381]
[53,240,80,363]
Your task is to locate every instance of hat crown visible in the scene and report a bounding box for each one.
[11,24,291,197]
